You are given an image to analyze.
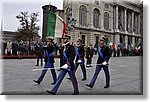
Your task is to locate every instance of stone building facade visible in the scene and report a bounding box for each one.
[1,31,16,42]
[63,0,143,47]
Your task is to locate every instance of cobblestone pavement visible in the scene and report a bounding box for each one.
[1,55,143,95]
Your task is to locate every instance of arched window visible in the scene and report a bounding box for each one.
[104,12,109,30]
[93,9,100,28]
[79,5,87,26]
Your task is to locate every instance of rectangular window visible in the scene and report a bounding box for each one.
[96,36,99,45]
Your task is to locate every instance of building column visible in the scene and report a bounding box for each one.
[132,11,134,34]
[138,14,141,35]
[116,6,119,32]
[121,9,124,31]
[132,36,135,47]
[124,8,127,33]
[125,35,128,46]
[101,11,104,30]
[86,4,93,29]
[115,34,120,46]
[88,31,95,46]
[70,30,79,45]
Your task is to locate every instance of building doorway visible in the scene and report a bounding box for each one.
[93,36,99,48]
[128,36,132,45]
[81,35,85,45]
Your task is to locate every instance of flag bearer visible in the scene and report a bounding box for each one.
[86,43,94,67]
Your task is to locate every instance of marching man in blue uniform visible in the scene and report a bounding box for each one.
[33,37,57,85]
[86,36,111,88]
[74,39,87,81]
[46,34,79,95]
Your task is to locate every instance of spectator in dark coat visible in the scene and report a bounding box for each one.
[12,41,18,55]
[35,42,44,66]
[1,41,7,55]
[86,43,94,67]
[18,41,24,59]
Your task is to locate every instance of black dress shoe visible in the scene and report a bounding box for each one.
[35,65,39,66]
[86,84,93,88]
[82,78,86,81]
[67,77,71,80]
[57,69,61,71]
[104,85,110,88]
[51,81,56,85]
[46,90,56,95]
[72,92,79,95]
[86,65,90,67]
[33,80,40,84]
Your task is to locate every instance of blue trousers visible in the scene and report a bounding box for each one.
[50,68,79,94]
[37,64,57,83]
[74,63,86,79]
[89,65,110,86]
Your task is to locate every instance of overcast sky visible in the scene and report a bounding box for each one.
[0,0,63,36]
[0,0,143,37]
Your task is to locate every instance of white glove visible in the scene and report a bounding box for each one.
[102,61,107,65]
[61,64,68,69]
[77,59,82,63]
